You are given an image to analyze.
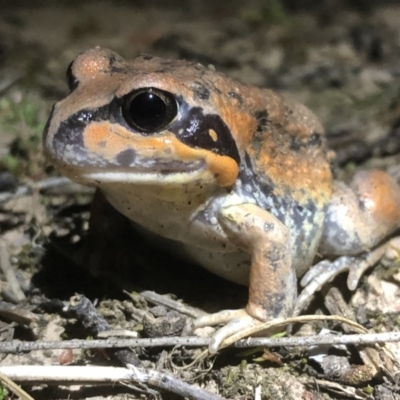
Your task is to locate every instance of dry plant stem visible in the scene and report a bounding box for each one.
[67,294,110,336]
[0,365,226,400]
[0,240,25,302]
[138,290,206,318]
[0,177,92,203]
[254,385,262,400]
[323,286,357,332]
[127,364,226,400]
[216,314,367,352]
[98,329,139,338]
[0,337,209,353]
[67,294,141,366]
[324,287,396,376]
[0,73,23,93]
[299,376,365,399]
[0,301,40,326]
[0,331,399,353]
[0,371,34,400]
[120,380,159,398]
[233,330,400,347]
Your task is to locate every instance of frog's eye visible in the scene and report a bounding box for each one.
[122,88,178,133]
[66,61,79,92]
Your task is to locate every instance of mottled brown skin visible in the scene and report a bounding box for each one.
[44,47,400,353]
[45,48,331,192]
[319,170,400,256]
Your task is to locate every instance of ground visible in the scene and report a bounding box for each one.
[0,1,400,399]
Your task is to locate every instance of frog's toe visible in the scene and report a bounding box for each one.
[297,242,393,312]
[381,236,400,265]
[297,256,358,311]
[194,309,259,354]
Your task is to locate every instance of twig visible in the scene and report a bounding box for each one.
[0,72,23,94]
[215,314,368,353]
[0,365,226,400]
[323,286,396,376]
[298,375,366,399]
[233,330,400,348]
[0,240,25,302]
[66,294,141,366]
[127,364,226,400]
[0,337,207,353]
[323,287,356,333]
[254,384,261,400]
[0,370,34,400]
[97,329,139,338]
[137,291,206,319]
[0,301,40,326]
[0,365,140,383]
[0,177,93,203]
[0,331,399,353]
[67,294,110,336]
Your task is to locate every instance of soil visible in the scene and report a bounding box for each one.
[0,1,400,399]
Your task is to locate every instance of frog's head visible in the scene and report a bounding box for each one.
[43,47,241,190]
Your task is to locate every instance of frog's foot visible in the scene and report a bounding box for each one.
[296,238,400,312]
[193,309,261,354]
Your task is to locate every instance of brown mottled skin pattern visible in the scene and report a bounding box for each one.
[46,48,331,193]
[43,47,400,353]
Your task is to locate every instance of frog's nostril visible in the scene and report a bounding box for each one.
[122,87,178,134]
[66,61,79,92]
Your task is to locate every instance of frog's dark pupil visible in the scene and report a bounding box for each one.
[123,88,178,133]
[130,92,165,129]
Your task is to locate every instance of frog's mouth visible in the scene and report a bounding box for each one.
[65,159,211,186]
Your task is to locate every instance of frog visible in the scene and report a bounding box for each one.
[43,47,400,354]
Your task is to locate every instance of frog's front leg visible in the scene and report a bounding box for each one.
[194,203,296,354]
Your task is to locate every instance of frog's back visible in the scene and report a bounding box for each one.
[229,87,333,274]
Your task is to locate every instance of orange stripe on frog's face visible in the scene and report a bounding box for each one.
[82,122,239,187]
[82,122,168,162]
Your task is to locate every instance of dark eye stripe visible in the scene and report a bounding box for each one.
[169,101,240,165]
[50,95,240,166]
